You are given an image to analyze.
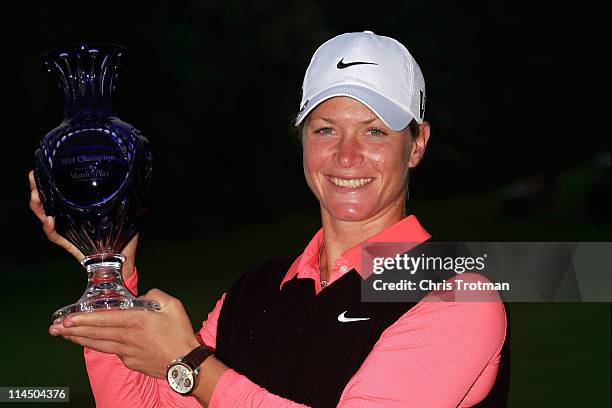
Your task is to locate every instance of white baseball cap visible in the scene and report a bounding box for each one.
[295,31,426,131]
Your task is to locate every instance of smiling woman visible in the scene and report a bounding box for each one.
[36,31,509,408]
[300,97,428,226]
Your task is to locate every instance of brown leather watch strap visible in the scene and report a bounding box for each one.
[182,345,214,370]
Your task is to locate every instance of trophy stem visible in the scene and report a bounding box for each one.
[51,253,160,322]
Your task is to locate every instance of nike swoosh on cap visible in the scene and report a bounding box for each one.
[336,58,378,69]
[337,311,370,322]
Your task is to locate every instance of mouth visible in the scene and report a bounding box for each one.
[328,176,374,189]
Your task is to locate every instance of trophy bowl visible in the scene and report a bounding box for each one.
[34,42,160,322]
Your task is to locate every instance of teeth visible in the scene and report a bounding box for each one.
[330,177,373,188]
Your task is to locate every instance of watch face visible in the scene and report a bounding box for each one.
[167,362,195,394]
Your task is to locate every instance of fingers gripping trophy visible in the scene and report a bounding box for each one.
[34,42,160,322]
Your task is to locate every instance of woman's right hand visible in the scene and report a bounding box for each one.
[28,170,139,280]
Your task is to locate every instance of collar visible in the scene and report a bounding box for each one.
[280,215,431,290]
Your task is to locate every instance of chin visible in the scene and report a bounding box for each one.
[326,203,376,222]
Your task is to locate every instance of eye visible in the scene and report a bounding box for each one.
[314,127,334,135]
[366,127,388,137]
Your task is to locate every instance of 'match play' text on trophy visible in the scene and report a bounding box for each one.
[34,42,160,322]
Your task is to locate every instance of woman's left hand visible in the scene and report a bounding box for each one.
[48,289,201,379]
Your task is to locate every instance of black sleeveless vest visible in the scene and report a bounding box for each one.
[215,256,510,407]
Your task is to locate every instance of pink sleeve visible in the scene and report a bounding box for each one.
[209,370,309,408]
[124,266,139,296]
[336,300,506,408]
[84,268,227,407]
[197,293,226,350]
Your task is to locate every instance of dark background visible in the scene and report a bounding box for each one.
[1,1,610,407]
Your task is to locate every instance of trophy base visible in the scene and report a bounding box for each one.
[51,253,161,323]
[52,297,161,322]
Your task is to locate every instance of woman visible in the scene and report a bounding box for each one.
[33,31,508,407]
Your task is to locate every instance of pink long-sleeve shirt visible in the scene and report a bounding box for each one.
[84,215,507,407]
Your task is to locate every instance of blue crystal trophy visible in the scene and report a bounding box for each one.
[34,43,160,322]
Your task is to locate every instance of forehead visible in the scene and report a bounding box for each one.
[307,96,380,123]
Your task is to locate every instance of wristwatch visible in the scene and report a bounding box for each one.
[166,345,214,395]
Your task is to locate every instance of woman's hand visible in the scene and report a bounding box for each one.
[48,289,200,378]
[28,170,139,280]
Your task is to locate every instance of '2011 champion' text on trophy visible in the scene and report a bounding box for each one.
[34,43,160,322]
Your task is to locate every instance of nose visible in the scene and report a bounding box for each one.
[335,134,364,168]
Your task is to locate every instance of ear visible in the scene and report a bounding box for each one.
[408,121,431,168]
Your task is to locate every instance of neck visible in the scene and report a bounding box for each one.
[319,199,406,282]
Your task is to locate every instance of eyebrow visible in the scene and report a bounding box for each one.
[315,116,379,125]
[359,116,378,125]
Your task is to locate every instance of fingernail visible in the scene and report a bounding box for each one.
[53,318,62,324]
[64,319,75,327]
[49,327,59,335]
